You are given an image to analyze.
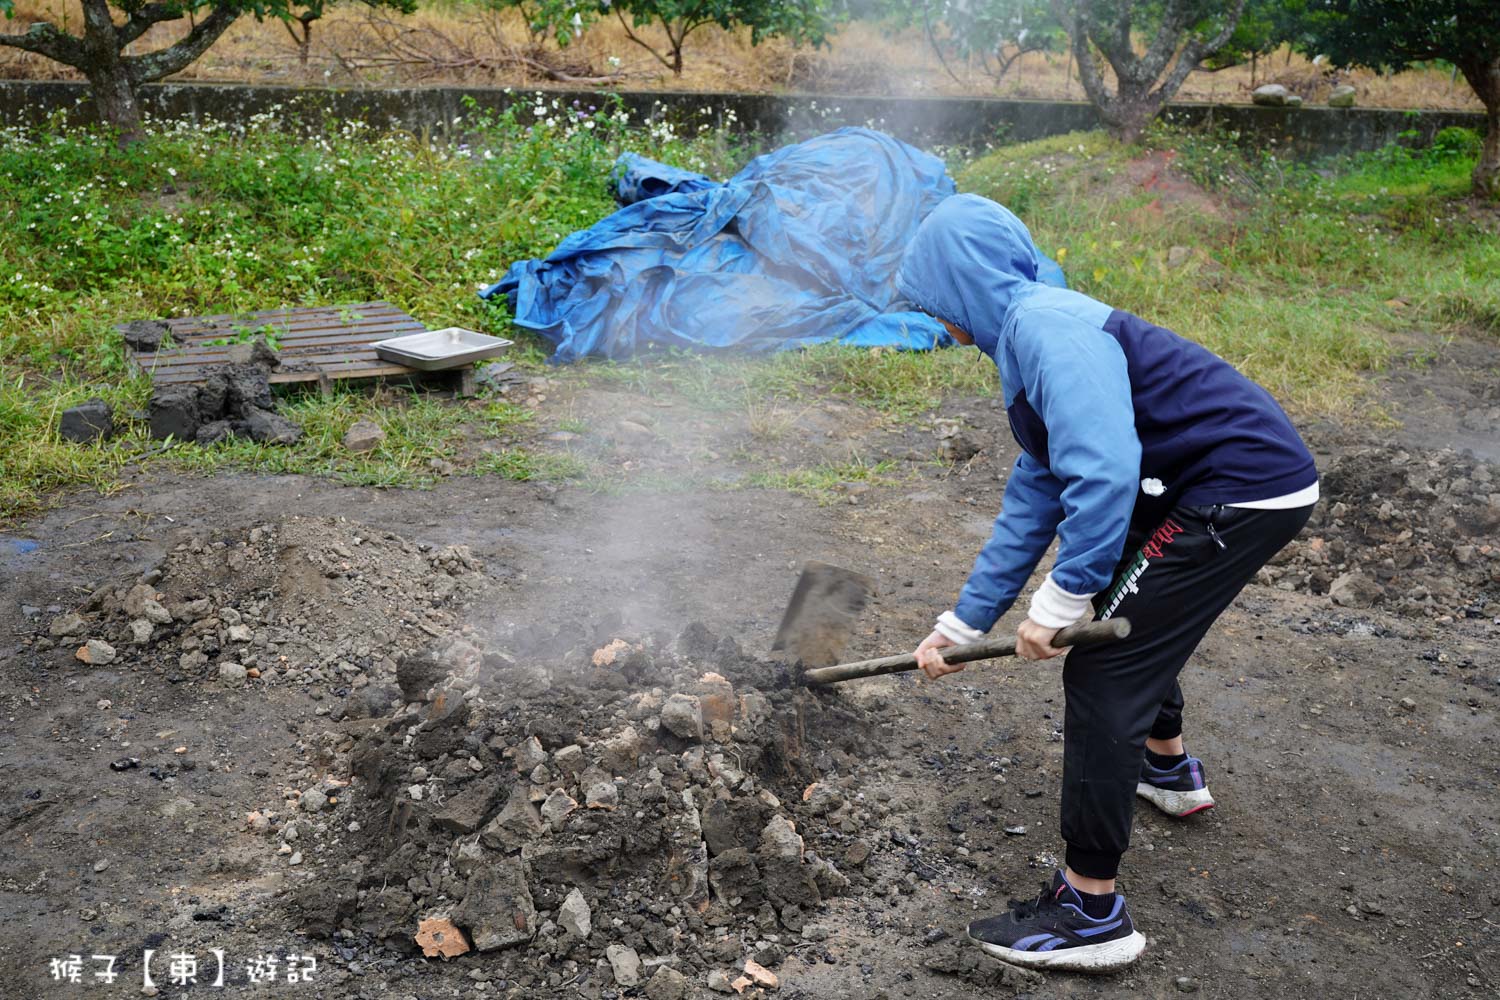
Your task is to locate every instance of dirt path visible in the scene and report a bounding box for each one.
[3,351,1498,999]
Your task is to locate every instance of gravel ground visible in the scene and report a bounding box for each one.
[2,344,1497,1000]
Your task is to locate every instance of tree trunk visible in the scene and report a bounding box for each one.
[87,66,144,142]
[1460,55,1500,201]
[1477,102,1500,201]
[1104,78,1158,144]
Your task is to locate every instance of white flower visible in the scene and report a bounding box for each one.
[1140,478,1166,497]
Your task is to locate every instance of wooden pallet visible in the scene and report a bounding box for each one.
[122,301,474,394]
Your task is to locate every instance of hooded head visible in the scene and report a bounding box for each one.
[895,193,1041,358]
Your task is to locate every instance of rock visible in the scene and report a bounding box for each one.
[743,959,778,990]
[1330,570,1382,608]
[844,839,872,867]
[597,727,645,774]
[222,365,274,412]
[1398,696,1417,712]
[218,662,248,684]
[645,966,688,1000]
[702,796,769,856]
[412,690,471,757]
[584,780,618,810]
[511,735,548,771]
[342,420,385,453]
[1327,84,1356,108]
[149,384,201,441]
[60,399,114,443]
[1176,976,1201,992]
[553,744,586,775]
[416,916,471,958]
[120,319,170,353]
[759,815,804,862]
[1167,245,1193,268]
[541,788,577,830]
[606,944,643,987]
[801,782,843,816]
[338,682,400,721]
[451,838,487,876]
[140,600,172,625]
[397,647,448,702]
[707,969,737,993]
[660,693,703,740]
[76,639,116,665]
[300,789,328,813]
[1251,83,1294,107]
[226,624,253,643]
[1002,824,1028,836]
[121,584,157,619]
[558,888,591,938]
[242,407,302,445]
[195,374,228,421]
[697,673,736,739]
[453,859,536,951]
[433,775,504,835]
[49,612,86,638]
[196,420,233,445]
[708,847,764,908]
[758,816,820,909]
[480,791,545,852]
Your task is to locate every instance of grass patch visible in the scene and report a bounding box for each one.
[581,343,997,420]
[956,123,1499,414]
[4,110,1494,522]
[472,448,589,481]
[746,457,899,502]
[0,101,755,522]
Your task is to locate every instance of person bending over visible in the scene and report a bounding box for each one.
[897,194,1317,973]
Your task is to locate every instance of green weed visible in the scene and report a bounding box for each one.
[746,457,900,503]
[956,124,1499,414]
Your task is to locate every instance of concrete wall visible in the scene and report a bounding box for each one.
[0,80,1486,157]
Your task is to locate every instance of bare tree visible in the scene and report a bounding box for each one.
[0,0,414,142]
[1051,0,1246,143]
[1,0,240,141]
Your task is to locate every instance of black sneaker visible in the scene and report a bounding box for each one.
[1137,754,1216,817]
[966,870,1146,973]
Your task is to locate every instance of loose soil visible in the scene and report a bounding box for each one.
[2,336,1498,1000]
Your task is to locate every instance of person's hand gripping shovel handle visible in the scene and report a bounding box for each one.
[800,618,1131,686]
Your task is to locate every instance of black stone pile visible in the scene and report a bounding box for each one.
[148,337,302,445]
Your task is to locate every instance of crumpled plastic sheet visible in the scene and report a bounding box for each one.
[482,127,1063,363]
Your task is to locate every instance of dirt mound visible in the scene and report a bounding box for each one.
[1266,445,1500,618]
[268,625,885,996]
[39,516,485,688]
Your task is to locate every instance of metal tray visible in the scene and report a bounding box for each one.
[373,327,513,371]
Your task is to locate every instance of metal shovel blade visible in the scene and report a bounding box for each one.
[771,561,875,668]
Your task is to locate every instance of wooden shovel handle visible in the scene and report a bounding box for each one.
[800,618,1132,686]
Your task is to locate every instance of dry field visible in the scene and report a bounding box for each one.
[1,0,1486,110]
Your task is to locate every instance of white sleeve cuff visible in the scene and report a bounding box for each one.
[934,610,985,646]
[1026,574,1095,630]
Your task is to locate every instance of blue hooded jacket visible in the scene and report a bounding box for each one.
[897,194,1317,632]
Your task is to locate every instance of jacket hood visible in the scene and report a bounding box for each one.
[895,193,1041,358]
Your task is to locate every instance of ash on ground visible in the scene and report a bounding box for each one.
[33,515,484,688]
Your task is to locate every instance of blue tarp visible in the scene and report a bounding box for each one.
[481,128,1063,363]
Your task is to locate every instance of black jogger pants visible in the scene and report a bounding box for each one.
[1060,502,1313,880]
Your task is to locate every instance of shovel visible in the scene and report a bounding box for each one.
[772,562,1131,687]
